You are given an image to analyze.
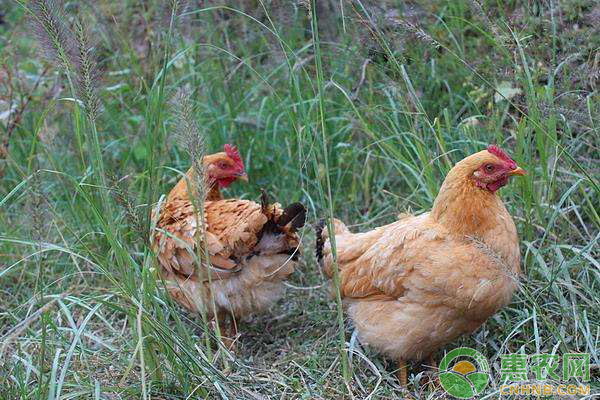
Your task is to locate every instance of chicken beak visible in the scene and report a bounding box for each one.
[237,172,249,182]
[508,167,526,177]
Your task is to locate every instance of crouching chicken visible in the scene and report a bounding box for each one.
[152,144,306,349]
[316,145,526,385]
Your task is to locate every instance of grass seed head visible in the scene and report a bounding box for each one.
[171,87,208,201]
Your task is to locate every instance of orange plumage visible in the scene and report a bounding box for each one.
[152,145,306,348]
[317,145,526,384]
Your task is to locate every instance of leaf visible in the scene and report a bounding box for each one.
[133,144,148,162]
[494,81,521,103]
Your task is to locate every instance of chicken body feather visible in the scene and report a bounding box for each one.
[154,197,304,320]
[321,212,518,361]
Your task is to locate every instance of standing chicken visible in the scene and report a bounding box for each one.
[152,144,306,349]
[316,145,526,385]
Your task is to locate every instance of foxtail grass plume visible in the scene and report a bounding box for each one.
[298,0,312,17]
[109,174,147,243]
[393,18,440,50]
[161,0,191,36]
[170,87,207,202]
[29,0,76,69]
[29,0,102,122]
[73,21,101,121]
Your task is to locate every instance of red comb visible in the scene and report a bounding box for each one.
[224,144,244,170]
[487,145,516,168]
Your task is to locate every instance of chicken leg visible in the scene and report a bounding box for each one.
[214,312,237,352]
[426,354,440,389]
[429,354,437,367]
[396,358,408,386]
[226,313,238,351]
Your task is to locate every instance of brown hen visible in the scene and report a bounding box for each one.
[317,145,526,385]
[152,145,305,349]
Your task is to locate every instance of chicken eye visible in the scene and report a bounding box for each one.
[485,164,495,172]
[218,162,229,169]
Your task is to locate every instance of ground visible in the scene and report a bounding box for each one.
[0,1,598,399]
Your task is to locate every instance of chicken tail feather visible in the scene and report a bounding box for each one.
[253,194,306,257]
[260,189,270,213]
[315,218,351,262]
[278,203,306,232]
[315,218,326,262]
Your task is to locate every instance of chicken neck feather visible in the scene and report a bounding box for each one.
[430,157,520,273]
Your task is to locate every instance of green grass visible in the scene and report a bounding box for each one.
[1,0,598,398]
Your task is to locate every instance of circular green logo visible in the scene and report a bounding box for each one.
[439,347,490,399]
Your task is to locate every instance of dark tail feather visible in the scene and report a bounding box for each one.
[260,191,306,231]
[278,203,306,232]
[315,218,326,262]
[260,189,269,213]
[254,198,306,259]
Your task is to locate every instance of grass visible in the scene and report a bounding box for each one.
[1,0,598,398]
